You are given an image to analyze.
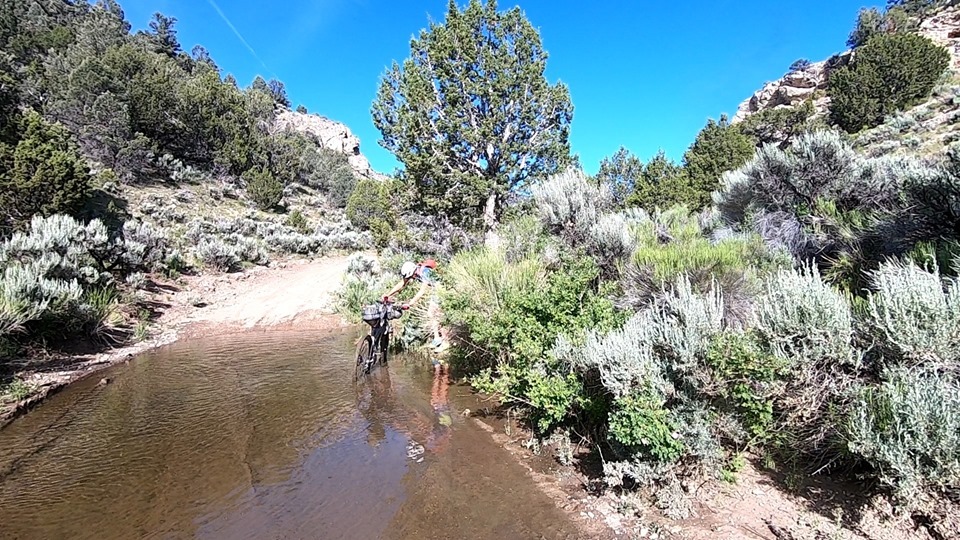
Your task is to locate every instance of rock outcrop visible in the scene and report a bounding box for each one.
[732,54,849,123]
[733,6,960,123]
[919,6,960,68]
[274,110,386,180]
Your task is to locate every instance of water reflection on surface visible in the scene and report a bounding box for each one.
[0,327,579,540]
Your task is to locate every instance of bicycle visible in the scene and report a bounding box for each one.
[355,300,407,381]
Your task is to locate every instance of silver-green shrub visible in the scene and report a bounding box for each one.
[346,252,379,279]
[753,263,861,459]
[0,261,82,336]
[868,260,960,367]
[846,369,960,507]
[194,238,240,271]
[0,214,111,286]
[120,220,168,271]
[587,211,639,267]
[532,167,612,245]
[555,309,666,400]
[230,235,269,265]
[656,276,725,384]
[754,263,858,366]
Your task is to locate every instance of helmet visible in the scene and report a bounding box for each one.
[400,261,417,279]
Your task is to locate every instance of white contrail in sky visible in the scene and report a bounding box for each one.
[205,0,274,76]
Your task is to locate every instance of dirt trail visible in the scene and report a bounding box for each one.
[176,255,354,331]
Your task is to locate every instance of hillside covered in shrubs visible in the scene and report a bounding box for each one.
[331,0,960,535]
[0,1,381,385]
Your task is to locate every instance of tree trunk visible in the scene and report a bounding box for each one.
[483,191,500,249]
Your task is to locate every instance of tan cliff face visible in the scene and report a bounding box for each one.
[732,6,960,123]
[274,110,387,180]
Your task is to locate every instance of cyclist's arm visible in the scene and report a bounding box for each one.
[384,278,409,300]
[408,281,431,307]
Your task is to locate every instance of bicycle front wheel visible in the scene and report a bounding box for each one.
[355,335,374,381]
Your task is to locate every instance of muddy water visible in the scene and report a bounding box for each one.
[0,328,581,540]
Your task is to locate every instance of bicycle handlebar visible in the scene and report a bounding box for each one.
[381,297,410,310]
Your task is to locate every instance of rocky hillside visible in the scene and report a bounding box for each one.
[275,111,386,180]
[733,6,960,123]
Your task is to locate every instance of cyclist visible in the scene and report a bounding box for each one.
[382,259,445,349]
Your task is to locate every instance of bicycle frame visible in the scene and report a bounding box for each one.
[357,301,401,378]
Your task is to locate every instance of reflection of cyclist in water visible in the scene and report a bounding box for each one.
[358,364,394,448]
[425,358,453,453]
[355,362,452,456]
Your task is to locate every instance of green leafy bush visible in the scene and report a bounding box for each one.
[444,247,622,432]
[285,209,309,233]
[830,33,949,132]
[609,389,685,463]
[707,331,788,444]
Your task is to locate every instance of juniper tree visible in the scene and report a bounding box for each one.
[372,0,572,231]
[830,33,949,131]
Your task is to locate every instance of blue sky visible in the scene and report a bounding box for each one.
[121,0,880,175]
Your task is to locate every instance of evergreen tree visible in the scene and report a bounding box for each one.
[146,12,180,58]
[680,115,755,208]
[596,147,643,205]
[372,0,573,230]
[830,33,949,132]
[0,110,91,229]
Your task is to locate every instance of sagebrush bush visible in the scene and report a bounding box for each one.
[230,235,269,265]
[1,214,111,286]
[755,263,858,367]
[0,262,82,337]
[194,238,239,271]
[868,260,960,367]
[556,275,723,411]
[846,369,960,508]
[555,308,666,400]
[715,130,948,288]
[346,252,379,279]
[0,214,157,340]
[498,214,547,263]
[119,220,168,272]
[532,167,612,245]
[752,264,861,462]
[587,211,640,269]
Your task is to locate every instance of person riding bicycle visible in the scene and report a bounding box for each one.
[382,259,445,349]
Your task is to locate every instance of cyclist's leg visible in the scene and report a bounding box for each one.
[378,324,389,365]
